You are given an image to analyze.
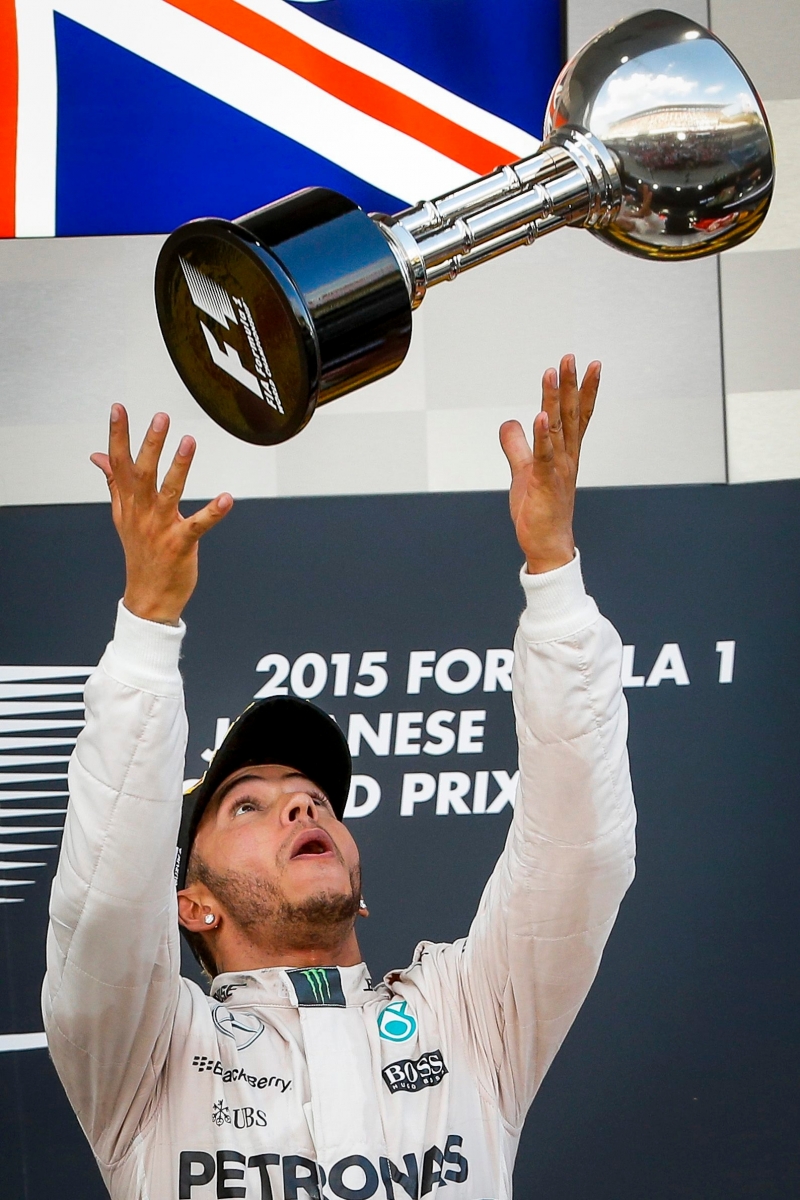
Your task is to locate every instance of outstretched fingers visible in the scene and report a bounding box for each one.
[106,404,136,495]
[541,366,565,455]
[134,412,170,490]
[158,435,196,507]
[531,409,555,469]
[89,449,120,510]
[578,360,601,444]
[184,494,234,543]
[499,419,533,478]
[558,354,581,457]
[89,451,113,484]
[499,409,555,484]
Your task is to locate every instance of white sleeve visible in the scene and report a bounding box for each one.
[416,553,636,1129]
[42,601,190,1166]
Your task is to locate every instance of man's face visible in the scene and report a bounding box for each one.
[190,763,360,920]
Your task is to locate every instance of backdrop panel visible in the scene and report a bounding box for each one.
[0,480,798,1198]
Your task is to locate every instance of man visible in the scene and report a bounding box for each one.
[43,356,636,1200]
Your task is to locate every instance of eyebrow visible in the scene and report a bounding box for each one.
[212,770,310,811]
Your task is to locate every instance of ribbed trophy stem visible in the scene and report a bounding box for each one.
[374,132,620,307]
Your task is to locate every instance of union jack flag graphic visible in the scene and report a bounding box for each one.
[0,0,560,238]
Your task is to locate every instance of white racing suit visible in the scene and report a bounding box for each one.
[43,554,636,1200]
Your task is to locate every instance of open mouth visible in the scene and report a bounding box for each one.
[289,828,336,860]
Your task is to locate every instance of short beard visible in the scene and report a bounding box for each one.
[188,851,361,960]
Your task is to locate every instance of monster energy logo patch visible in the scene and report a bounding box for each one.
[287,966,347,1007]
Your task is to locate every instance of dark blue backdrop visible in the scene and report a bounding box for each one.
[0,480,798,1198]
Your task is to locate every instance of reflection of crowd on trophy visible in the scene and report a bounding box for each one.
[599,103,771,245]
[609,104,767,176]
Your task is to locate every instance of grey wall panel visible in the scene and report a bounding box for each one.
[567,0,709,54]
[710,0,800,101]
[720,248,800,395]
[709,0,800,482]
[274,410,429,497]
[729,99,800,257]
[422,232,726,487]
[0,234,200,505]
[0,234,185,427]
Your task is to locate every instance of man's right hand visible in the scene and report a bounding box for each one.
[90,405,233,625]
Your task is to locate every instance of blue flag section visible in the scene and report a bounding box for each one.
[283,0,562,136]
[18,0,563,238]
[54,15,405,237]
[0,482,799,1197]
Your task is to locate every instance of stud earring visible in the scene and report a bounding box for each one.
[204,913,215,926]
[359,898,367,910]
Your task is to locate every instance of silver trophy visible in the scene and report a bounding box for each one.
[155,9,774,445]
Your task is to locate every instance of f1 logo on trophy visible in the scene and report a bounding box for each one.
[154,9,774,446]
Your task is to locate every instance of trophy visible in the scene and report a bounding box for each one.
[155,9,774,446]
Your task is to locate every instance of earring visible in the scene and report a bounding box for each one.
[359,898,367,910]
[204,913,216,926]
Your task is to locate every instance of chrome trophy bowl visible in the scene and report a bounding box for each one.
[155,8,774,445]
[544,9,773,258]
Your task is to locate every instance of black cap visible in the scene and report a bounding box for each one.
[175,697,351,891]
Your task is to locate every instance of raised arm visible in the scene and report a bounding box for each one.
[42,407,232,1165]
[415,357,636,1128]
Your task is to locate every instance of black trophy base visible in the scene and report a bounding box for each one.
[155,188,412,446]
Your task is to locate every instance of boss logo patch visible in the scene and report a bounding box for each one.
[382,1049,448,1094]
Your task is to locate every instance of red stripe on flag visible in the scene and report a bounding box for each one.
[165,0,515,177]
[0,0,18,237]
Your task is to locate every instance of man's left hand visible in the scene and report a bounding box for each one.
[499,354,600,575]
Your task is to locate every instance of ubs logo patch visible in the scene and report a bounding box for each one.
[212,1101,268,1128]
[382,1049,448,1094]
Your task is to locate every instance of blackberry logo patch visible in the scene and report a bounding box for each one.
[287,966,346,1007]
[382,1050,448,1094]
